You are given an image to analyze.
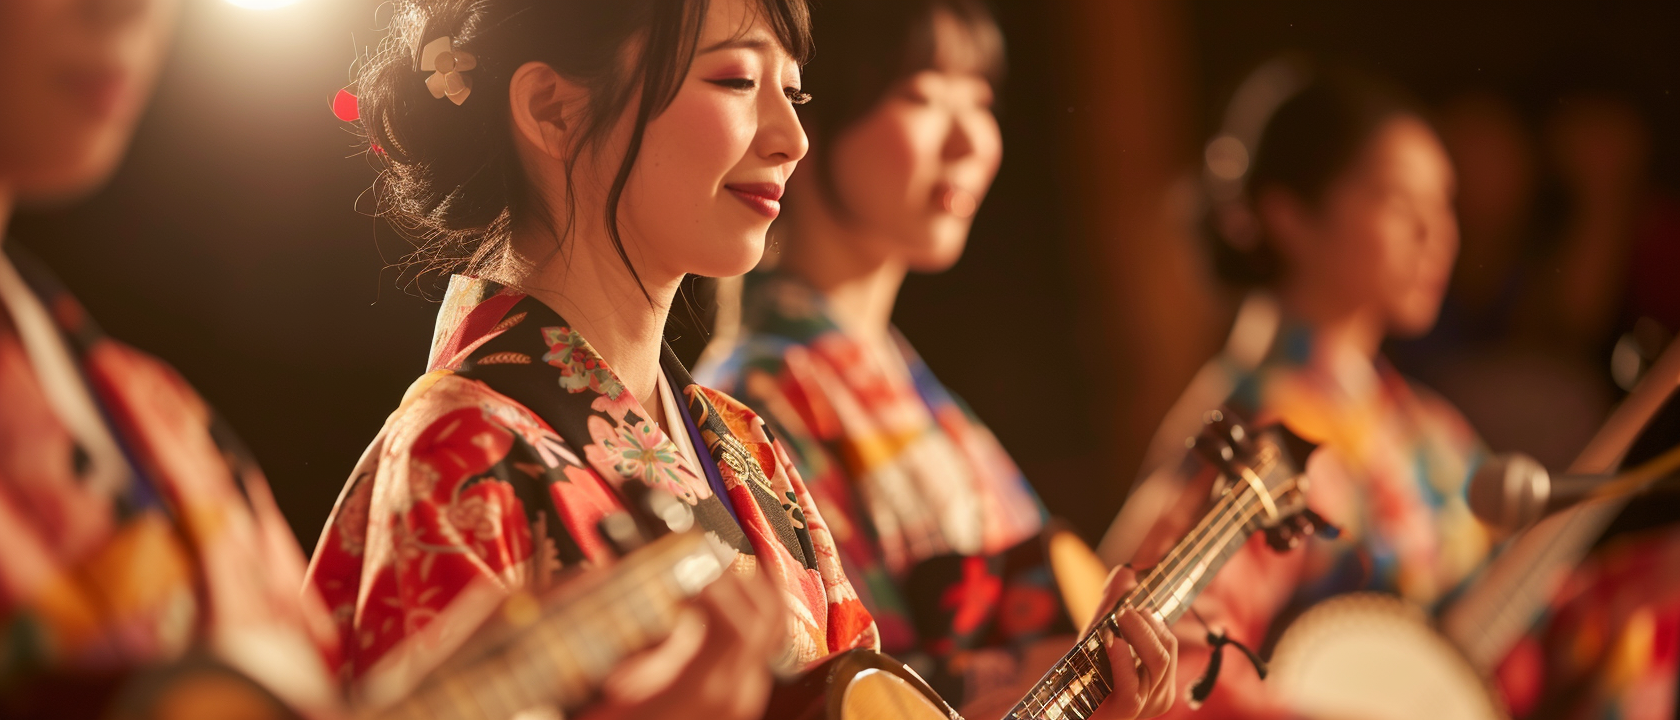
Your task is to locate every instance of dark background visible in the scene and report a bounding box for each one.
[10,0,1678,549]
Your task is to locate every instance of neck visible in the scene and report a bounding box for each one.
[1277,283,1386,367]
[777,200,906,348]
[499,223,682,422]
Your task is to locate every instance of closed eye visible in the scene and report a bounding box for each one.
[786,87,813,105]
[707,78,757,92]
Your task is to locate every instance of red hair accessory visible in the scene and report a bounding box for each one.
[331,89,385,155]
[332,89,359,122]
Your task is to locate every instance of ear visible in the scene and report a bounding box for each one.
[1255,186,1316,266]
[509,61,580,161]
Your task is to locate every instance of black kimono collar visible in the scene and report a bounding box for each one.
[428,277,814,569]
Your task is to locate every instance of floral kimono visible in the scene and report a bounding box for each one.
[1127,319,1494,719]
[694,272,1058,703]
[0,247,338,719]
[306,276,877,701]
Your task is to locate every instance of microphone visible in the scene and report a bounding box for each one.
[1468,453,1553,533]
[1468,452,1677,533]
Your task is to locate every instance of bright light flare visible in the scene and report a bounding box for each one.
[225,0,302,9]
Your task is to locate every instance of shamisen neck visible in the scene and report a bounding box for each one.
[1006,453,1291,720]
[1116,473,1280,625]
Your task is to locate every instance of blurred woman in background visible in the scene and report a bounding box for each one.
[1107,64,1489,719]
[695,1,1178,717]
[1111,61,1680,720]
[304,0,1175,717]
[0,1,338,718]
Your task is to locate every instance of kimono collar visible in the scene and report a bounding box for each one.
[0,245,162,515]
[1267,316,1392,403]
[428,276,789,560]
[739,270,943,392]
[739,271,846,345]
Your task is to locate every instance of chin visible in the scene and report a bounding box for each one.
[17,133,129,205]
[902,226,970,273]
[690,228,767,278]
[1391,305,1444,339]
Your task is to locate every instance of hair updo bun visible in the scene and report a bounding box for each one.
[353,0,812,280]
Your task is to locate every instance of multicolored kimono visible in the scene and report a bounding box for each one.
[306,276,877,701]
[1128,318,1680,719]
[0,247,337,719]
[695,272,1059,703]
[1126,319,1495,719]
[1498,526,1680,720]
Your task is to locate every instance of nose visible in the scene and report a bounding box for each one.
[942,111,979,162]
[760,88,810,165]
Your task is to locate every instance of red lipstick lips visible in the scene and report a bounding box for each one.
[726,182,784,219]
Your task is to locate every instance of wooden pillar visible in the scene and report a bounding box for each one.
[1057,0,1226,521]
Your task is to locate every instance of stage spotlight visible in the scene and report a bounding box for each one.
[225,0,302,9]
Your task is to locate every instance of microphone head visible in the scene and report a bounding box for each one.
[1468,452,1551,533]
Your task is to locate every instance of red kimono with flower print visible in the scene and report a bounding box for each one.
[305,276,876,702]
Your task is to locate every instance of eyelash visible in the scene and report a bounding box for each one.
[708,78,814,105]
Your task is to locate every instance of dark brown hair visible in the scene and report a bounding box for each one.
[1209,66,1420,287]
[794,0,1005,219]
[357,0,812,284]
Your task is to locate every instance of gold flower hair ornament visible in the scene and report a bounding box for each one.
[420,36,476,106]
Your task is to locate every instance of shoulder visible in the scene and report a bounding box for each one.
[696,332,835,435]
[376,370,570,458]
[84,339,213,441]
[339,369,596,548]
[1389,370,1482,452]
[695,331,804,393]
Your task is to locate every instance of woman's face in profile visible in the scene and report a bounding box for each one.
[0,0,179,203]
[824,10,1003,272]
[609,0,809,283]
[1285,117,1460,338]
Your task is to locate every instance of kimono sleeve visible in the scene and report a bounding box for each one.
[304,374,622,697]
[766,426,880,654]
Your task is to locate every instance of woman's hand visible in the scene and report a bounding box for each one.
[578,569,784,720]
[1090,566,1178,720]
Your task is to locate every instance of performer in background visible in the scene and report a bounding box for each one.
[1110,61,1680,720]
[1106,64,1488,719]
[0,0,339,718]
[306,0,1178,718]
[694,1,1176,717]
